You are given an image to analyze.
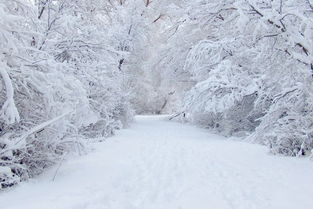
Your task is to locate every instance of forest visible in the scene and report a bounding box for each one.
[1,0,313,204]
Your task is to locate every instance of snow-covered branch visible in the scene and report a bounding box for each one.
[0,62,20,125]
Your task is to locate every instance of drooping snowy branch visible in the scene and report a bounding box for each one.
[0,61,20,125]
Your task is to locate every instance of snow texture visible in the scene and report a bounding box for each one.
[1,116,313,209]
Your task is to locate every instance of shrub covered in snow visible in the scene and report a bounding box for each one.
[180,0,313,156]
[147,0,313,156]
[0,0,135,189]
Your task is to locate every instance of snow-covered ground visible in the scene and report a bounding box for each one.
[1,115,313,209]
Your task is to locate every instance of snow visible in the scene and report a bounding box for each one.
[0,61,20,124]
[1,115,313,209]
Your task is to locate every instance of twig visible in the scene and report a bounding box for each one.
[52,156,65,181]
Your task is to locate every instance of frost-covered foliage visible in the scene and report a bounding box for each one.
[179,0,313,156]
[125,0,200,114]
[146,0,313,156]
[0,0,137,189]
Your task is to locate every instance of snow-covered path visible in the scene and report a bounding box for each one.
[1,115,313,209]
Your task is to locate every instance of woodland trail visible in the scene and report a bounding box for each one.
[1,115,313,209]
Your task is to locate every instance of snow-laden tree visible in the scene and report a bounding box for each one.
[0,0,137,189]
[38,0,135,136]
[186,0,312,156]
[0,0,85,188]
[148,0,313,156]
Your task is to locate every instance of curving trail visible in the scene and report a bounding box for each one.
[1,115,313,209]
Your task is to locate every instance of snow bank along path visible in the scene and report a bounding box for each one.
[1,115,313,209]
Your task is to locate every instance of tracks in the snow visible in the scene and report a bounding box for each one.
[1,115,313,209]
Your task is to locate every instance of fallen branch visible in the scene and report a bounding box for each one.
[169,112,185,121]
